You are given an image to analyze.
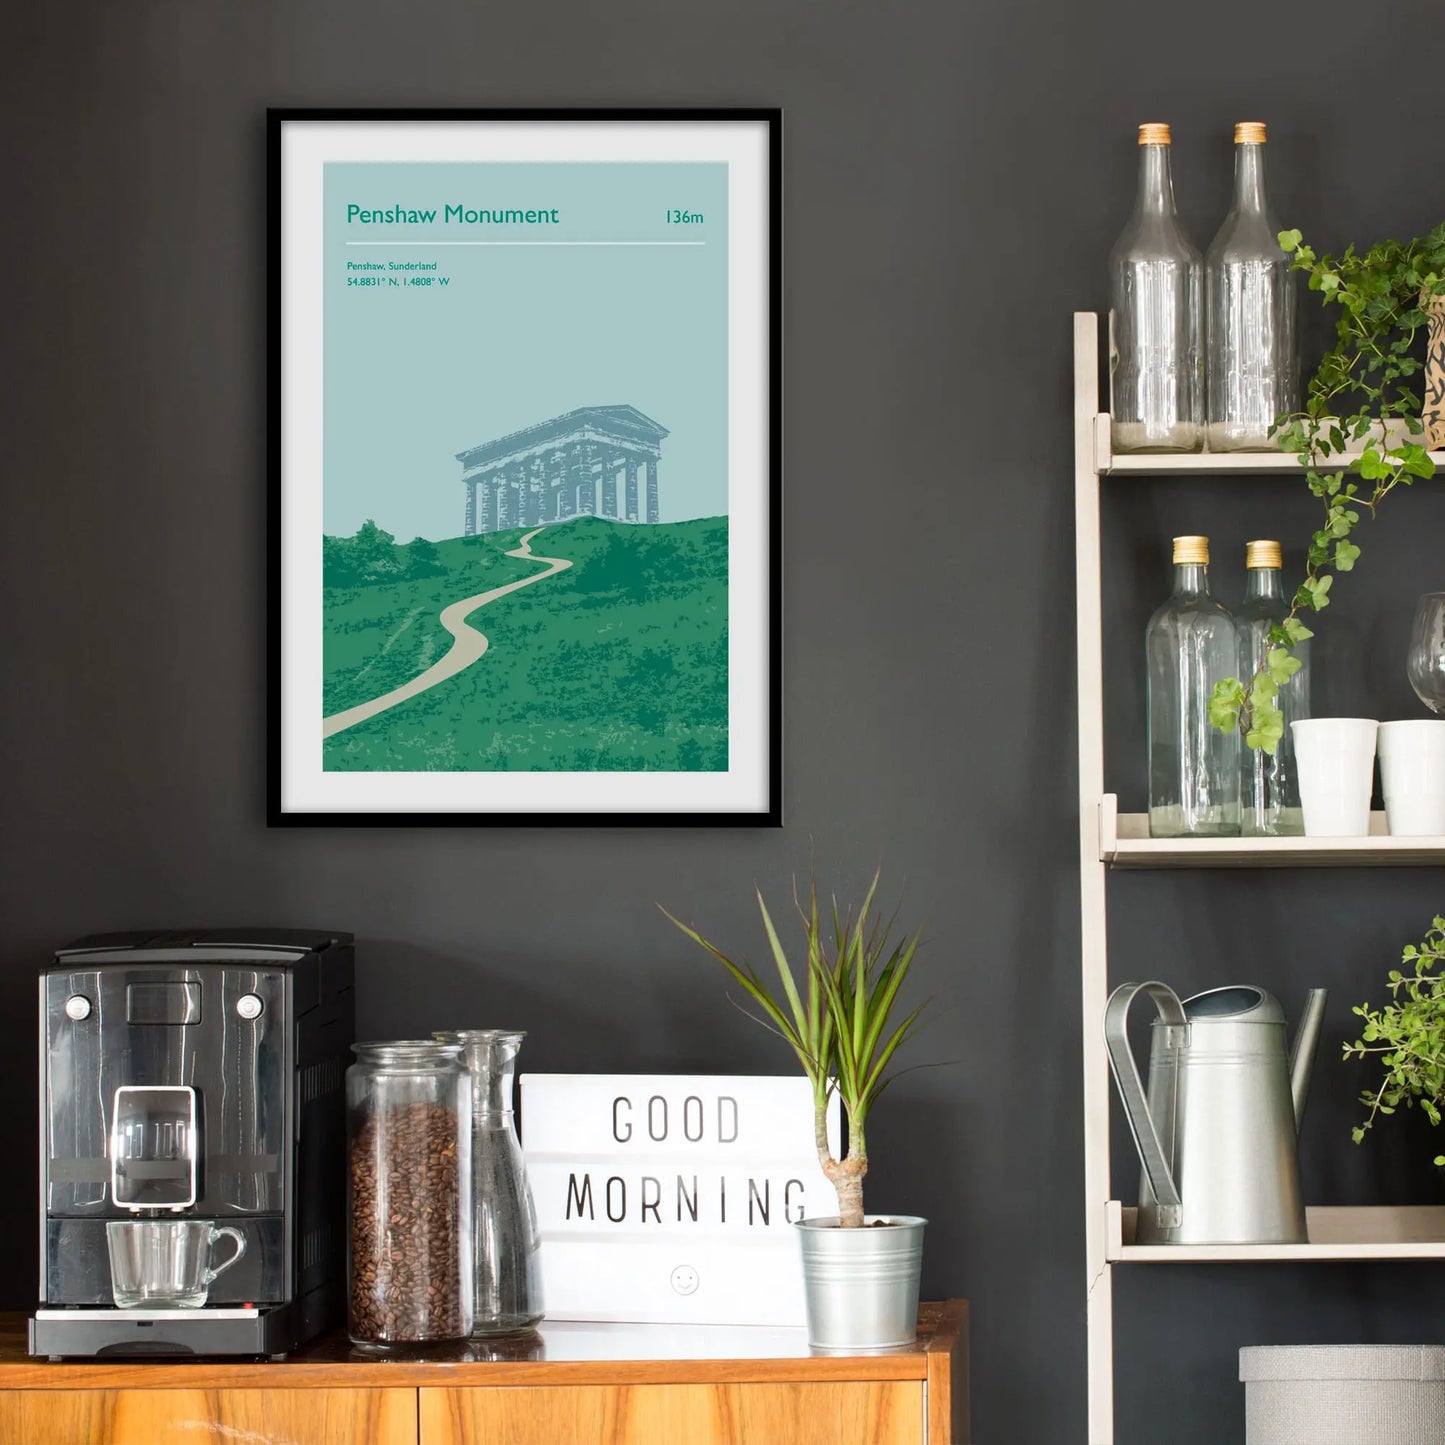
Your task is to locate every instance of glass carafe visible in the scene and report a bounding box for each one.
[1110,123,1204,452]
[1147,535,1241,837]
[1237,541,1309,835]
[1205,123,1298,451]
[435,1030,544,1335]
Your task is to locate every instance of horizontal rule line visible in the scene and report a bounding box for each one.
[343,240,706,247]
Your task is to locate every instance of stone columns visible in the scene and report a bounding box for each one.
[575,443,597,516]
[601,460,619,520]
[625,461,640,522]
[511,462,528,528]
[478,477,496,534]
[548,448,569,520]
[557,450,575,520]
[646,458,659,523]
[465,478,478,536]
[494,473,512,530]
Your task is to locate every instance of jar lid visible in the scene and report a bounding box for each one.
[433,1029,527,1043]
[1138,122,1171,146]
[1246,539,1282,569]
[1173,535,1209,565]
[352,1040,465,1067]
[1234,121,1267,144]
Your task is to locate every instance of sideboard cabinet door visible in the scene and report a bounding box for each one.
[421,1382,926,1445]
[0,1387,418,1445]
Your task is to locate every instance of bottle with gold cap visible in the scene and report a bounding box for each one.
[1109,122,1203,453]
[1146,535,1240,837]
[1238,540,1309,834]
[1205,123,1299,451]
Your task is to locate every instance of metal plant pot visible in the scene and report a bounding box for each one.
[795,1215,926,1352]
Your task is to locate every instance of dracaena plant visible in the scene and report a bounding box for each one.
[1345,917,1445,1162]
[662,868,928,1228]
[1210,221,1444,753]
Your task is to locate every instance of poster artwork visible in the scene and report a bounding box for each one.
[322,165,730,774]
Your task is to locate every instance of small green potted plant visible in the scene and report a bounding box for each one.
[1345,916,1445,1156]
[663,867,932,1351]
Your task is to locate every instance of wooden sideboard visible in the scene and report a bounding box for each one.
[0,1302,968,1445]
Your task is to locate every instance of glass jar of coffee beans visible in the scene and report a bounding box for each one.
[346,1041,473,1350]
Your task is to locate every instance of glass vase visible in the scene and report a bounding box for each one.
[1408,593,1445,716]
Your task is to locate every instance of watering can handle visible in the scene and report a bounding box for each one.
[1103,981,1186,1221]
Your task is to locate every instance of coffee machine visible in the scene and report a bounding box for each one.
[31,929,354,1358]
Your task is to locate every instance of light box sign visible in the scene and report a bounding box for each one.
[520,1074,841,1326]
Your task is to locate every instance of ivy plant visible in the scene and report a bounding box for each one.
[1345,918,1445,1163]
[1209,221,1445,753]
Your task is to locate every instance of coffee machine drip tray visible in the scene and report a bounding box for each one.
[30,1305,303,1360]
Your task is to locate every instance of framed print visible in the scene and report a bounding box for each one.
[269,109,780,825]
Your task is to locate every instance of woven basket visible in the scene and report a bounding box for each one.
[1241,1345,1445,1445]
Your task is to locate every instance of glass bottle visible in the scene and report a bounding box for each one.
[346,1041,473,1351]
[435,1030,544,1335]
[1110,123,1204,452]
[1206,123,1298,451]
[1238,541,1308,836]
[1147,535,1240,837]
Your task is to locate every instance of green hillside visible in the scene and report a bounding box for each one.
[321,516,728,772]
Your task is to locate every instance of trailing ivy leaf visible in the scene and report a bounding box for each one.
[1267,647,1303,684]
[1208,679,1246,732]
[1355,447,1389,480]
[1395,442,1437,479]
[1278,228,1303,253]
[1245,694,1285,754]
[1334,539,1361,571]
[1282,618,1315,643]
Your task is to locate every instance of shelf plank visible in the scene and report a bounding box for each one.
[1092,412,1445,476]
[1107,1202,1445,1262]
[1099,798,1445,868]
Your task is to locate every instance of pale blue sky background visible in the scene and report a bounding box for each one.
[324,162,728,541]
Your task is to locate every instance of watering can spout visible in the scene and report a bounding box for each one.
[1289,989,1328,1133]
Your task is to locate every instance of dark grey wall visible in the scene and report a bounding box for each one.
[3,2,1443,1439]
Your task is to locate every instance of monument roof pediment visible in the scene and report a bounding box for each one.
[455,405,669,468]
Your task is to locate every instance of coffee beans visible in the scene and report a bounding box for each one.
[348,1100,469,1344]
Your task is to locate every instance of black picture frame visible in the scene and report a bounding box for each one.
[268,108,781,827]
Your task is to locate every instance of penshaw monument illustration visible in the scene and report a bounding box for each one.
[457,405,669,535]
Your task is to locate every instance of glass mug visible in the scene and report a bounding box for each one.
[106,1219,247,1308]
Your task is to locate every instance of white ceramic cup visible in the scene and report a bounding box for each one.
[1377,720,1445,836]
[1291,718,1380,837]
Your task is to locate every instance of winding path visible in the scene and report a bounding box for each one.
[322,527,573,740]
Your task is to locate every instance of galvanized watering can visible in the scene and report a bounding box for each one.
[1104,982,1327,1246]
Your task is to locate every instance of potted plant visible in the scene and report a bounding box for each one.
[1345,916,1445,1157]
[662,868,933,1351]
